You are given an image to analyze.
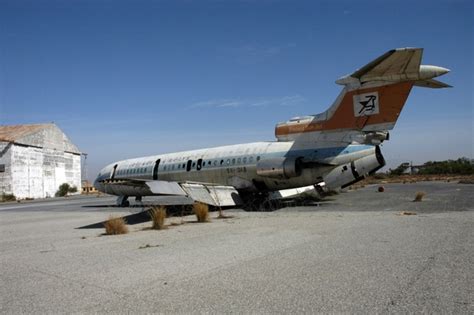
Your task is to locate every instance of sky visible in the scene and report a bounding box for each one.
[1,0,473,180]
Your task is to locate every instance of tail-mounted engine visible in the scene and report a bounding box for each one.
[362,131,389,145]
[256,157,303,179]
[323,146,386,190]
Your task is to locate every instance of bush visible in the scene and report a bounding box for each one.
[413,191,426,202]
[418,158,474,175]
[1,193,16,202]
[103,216,129,235]
[193,202,209,222]
[149,206,167,230]
[55,183,78,197]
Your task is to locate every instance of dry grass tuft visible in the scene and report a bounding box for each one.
[149,206,167,230]
[104,216,128,235]
[193,202,210,222]
[138,244,160,249]
[413,191,426,202]
[399,211,417,216]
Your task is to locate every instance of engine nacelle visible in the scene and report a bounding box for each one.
[323,146,385,190]
[256,157,302,179]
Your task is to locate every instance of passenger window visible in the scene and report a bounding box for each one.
[237,158,241,164]
[249,157,254,163]
[243,157,247,163]
[226,159,230,165]
[220,160,224,165]
[257,156,261,161]
[232,158,235,165]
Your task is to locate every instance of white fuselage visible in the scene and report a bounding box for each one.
[94,140,376,195]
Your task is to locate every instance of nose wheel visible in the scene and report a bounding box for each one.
[116,196,130,207]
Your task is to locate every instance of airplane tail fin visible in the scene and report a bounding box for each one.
[275,48,450,143]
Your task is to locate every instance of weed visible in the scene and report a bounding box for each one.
[413,191,426,202]
[193,202,210,222]
[149,206,167,230]
[138,244,160,249]
[103,216,129,235]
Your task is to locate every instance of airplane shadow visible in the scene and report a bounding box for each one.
[77,198,337,229]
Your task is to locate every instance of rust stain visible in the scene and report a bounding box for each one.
[0,124,52,142]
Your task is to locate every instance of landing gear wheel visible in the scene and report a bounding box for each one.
[116,196,130,207]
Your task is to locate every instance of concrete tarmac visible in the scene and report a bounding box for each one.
[0,182,473,313]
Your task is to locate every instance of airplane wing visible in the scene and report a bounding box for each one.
[146,180,242,207]
[350,48,423,82]
[180,183,242,207]
[105,179,243,207]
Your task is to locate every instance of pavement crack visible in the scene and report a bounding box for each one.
[385,253,438,310]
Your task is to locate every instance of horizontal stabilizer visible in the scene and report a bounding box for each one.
[350,48,423,83]
[414,79,452,89]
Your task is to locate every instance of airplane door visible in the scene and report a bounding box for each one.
[186,160,192,172]
[153,159,160,180]
[110,164,118,180]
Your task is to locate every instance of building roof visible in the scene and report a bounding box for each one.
[0,123,81,154]
[0,124,51,142]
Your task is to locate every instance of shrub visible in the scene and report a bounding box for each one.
[193,202,209,222]
[413,191,426,202]
[149,206,167,230]
[103,216,129,235]
[55,183,78,197]
[1,193,16,202]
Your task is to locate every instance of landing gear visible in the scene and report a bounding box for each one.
[240,192,280,211]
[116,196,130,207]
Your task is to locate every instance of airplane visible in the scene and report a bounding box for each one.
[94,48,450,208]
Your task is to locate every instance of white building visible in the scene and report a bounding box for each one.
[0,123,82,199]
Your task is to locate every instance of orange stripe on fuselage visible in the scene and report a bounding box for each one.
[275,82,414,136]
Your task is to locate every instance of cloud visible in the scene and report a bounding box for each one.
[190,95,306,109]
[190,99,243,109]
[279,95,306,106]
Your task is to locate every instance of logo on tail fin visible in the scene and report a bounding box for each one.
[353,92,379,117]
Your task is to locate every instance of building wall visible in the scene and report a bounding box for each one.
[0,142,13,195]
[2,144,81,199]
